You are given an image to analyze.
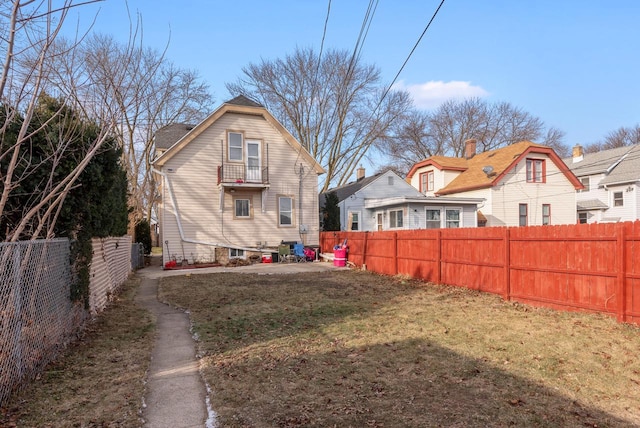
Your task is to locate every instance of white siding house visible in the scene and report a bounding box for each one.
[153,96,324,265]
[320,169,482,231]
[406,140,584,227]
[564,144,640,224]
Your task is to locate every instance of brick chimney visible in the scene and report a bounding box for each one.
[356,166,365,181]
[464,139,477,159]
[572,144,584,163]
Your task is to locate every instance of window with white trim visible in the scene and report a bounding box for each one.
[278,196,293,227]
[445,208,460,228]
[613,191,623,207]
[348,211,360,231]
[579,177,590,192]
[426,208,441,229]
[228,132,243,161]
[389,209,403,228]
[578,212,588,224]
[229,248,245,259]
[234,198,250,218]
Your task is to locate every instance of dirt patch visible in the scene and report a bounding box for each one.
[0,277,154,427]
[160,270,640,427]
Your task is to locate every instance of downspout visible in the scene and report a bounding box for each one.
[152,167,269,253]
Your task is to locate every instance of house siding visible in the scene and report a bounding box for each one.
[451,155,576,227]
[158,112,320,265]
[340,171,423,231]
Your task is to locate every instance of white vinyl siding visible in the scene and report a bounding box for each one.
[157,111,320,265]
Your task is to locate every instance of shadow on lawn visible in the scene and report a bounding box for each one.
[161,272,637,427]
[207,337,635,427]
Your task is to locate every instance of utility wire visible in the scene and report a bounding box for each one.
[373,0,446,117]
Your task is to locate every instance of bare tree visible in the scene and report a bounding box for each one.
[0,0,117,242]
[49,23,214,227]
[227,47,413,191]
[585,125,640,153]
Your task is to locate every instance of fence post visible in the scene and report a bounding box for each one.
[616,223,627,323]
[436,230,442,284]
[362,232,368,268]
[393,232,398,275]
[504,228,511,301]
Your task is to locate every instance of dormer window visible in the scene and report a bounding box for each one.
[420,171,434,192]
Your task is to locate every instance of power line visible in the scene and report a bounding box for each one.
[373,0,446,117]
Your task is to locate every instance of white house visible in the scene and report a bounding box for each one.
[320,169,482,231]
[153,95,325,265]
[406,140,584,227]
[564,144,640,223]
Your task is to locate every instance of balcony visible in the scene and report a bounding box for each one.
[217,164,269,188]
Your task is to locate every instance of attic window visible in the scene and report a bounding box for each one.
[388,176,394,185]
[526,159,545,183]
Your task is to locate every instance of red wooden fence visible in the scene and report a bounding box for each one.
[320,221,640,325]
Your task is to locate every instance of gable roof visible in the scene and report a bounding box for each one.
[320,172,385,205]
[407,141,582,196]
[564,144,640,186]
[153,96,324,174]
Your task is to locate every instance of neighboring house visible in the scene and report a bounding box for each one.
[153,95,325,265]
[564,144,640,224]
[406,140,584,227]
[320,168,482,231]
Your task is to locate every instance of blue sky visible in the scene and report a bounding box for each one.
[65,0,640,154]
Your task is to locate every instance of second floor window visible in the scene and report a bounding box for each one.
[614,191,623,207]
[228,132,243,161]
[526,159,545,183]
[421,171,434,192]
[580,177,590,191]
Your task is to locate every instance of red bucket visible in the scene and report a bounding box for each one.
[333,248,346,267]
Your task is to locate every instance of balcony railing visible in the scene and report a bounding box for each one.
[217,164,269,185]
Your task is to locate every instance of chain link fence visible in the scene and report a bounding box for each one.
[0,239,85,407]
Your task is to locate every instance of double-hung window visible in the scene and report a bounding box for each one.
[579,177,590,192]
[389,209,403,228]
[613,191,623,207]
[348,212,360,231]
[426,208,441,229]
[445,208,460,228]
[519,204,528,226]
[228,132,243,161]
[526,159,545,183]
[542,204,551,225]
[278,196,293,227]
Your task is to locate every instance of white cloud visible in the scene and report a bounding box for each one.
[392,80,490,110]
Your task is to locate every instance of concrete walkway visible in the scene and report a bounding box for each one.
[135,259,343,427]
[136,276,209,427]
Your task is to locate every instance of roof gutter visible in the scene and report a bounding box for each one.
[151,167,269,253]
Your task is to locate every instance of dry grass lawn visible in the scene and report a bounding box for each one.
[0,277,154,428]
[160,270,640,428]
